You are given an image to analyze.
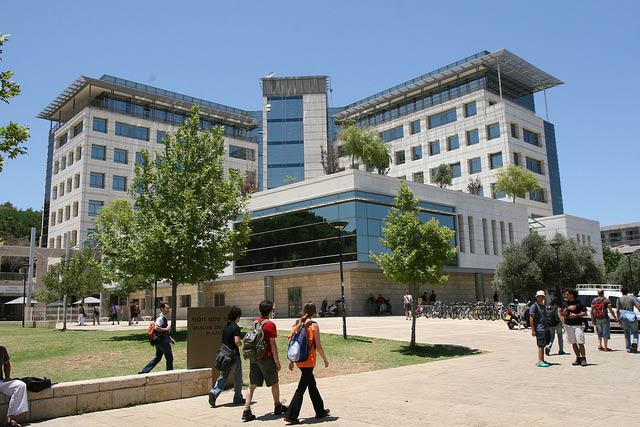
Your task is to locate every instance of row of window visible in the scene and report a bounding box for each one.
[53,146,82,175]
[48,229,79,250]
[52,174,81,200]
[89,172,128,192]
[457,215,515,256]
[50,201,80,226]
[56,121,84,149]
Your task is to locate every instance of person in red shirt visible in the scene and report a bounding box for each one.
[242,300,287,422]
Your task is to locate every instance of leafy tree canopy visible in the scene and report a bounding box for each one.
[610,252,640,292]
[494,165,540,203]
[338,124,388,173]
[434,163,452,188]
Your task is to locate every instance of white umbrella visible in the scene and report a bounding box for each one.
[72,297,101,305]
[4,296,39,305]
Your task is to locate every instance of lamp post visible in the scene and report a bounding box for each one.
[21,266,27,327]
[550,241,562,301]
[330,221,348,339]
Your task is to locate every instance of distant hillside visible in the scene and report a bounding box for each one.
[0,201,42,245]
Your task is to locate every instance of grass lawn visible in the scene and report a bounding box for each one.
[0,324,480,384]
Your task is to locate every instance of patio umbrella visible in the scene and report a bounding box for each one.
[4,296,39,305]
[72,296,101,305]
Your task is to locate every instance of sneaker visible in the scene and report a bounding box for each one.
[544,348,550,356]
[242,408,256,422]
[632,343,638,353]
[580,357,587,366]
[572,357,582,366]
[208,392,217,408]
[536,361,550,367]
[274,403,288,416]
[315,409,331,418]
[558,351,567,355]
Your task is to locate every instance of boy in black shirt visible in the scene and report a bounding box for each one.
[561,289,588,366]
[209,306,245,407]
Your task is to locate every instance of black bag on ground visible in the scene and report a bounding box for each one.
[215,343,236,371]
[19,377,52,392]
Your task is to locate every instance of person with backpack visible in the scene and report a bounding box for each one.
[139,303,175,374]
[545,297,566,356]
[530,290,552,367]
[284,302,330,424]
[209,306,245,408]
[241,300,287,422]
[590,289,617,352]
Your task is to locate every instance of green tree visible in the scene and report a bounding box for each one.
[132,106,251,333]
[602,245,623,278]
[611,254,640,292]
[363,136,390,175]
[371,182,456,347]
[0,35,30,173]
[93,199,152,295]
[494,165,540,203]
[39,249,104,331]
[494,233,604,300]
[339,124,381,169]
[434,163,452,188]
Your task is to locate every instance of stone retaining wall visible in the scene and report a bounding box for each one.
[0,368,211,423]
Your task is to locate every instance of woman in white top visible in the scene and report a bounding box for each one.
[403,290,413,320]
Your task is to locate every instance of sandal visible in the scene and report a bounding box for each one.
[597,345,604,351]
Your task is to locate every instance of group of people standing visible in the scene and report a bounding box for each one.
[209,300,330,424]
[530,287,640,368]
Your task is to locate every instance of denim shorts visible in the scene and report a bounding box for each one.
[595,318,611,339]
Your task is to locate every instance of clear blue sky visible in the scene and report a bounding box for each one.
[1,0,638,227]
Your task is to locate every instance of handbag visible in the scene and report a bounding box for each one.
[215,343,236,371]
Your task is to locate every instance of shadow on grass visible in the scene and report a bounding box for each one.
[105,329,189,343]
[393,343,481,359]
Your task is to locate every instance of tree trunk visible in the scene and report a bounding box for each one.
[170,281,178,335]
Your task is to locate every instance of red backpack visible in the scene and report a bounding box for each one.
[592,297,606,319]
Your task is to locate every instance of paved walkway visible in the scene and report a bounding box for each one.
[38,316,639,426]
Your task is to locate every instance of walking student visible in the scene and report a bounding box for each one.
[284,302,330,424]
[403,290,413,320]
[242,300,287,422]
[209,306,245,407]
[139,303,175,373]
[530,290,551,367]
[616,287,640,353]
[591,289,617,351]
[562,288,588,366]
[545,297,566,356]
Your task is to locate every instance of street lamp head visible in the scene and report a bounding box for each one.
[330,221,348,231]
[550,241,562,251]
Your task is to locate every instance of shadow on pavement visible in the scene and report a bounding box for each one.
[393,343,481,359]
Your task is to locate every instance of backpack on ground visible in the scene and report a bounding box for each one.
[592,297,606,319]
[287,321,315,363]
[242,319,269,361]
[147,320,159,346]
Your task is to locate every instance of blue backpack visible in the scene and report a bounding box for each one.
[287,321,315,363]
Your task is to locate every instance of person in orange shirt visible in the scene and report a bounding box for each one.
[284,302,330,424]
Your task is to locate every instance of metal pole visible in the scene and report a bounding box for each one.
[26,227,36,323]
[22,268,26,327]
[338,229,347,340]
[496,59,503,102]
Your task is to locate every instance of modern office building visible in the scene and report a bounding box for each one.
[601,222,640,247]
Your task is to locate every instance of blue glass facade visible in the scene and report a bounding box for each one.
[235,191,457,273]
[266,96,304,189]
[544,121,564,214]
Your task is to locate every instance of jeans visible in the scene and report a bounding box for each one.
[285,367,325,420]
[140,341,174,373]
[210,357,243,402]
[620,318,639,351]
[545,324,564,353]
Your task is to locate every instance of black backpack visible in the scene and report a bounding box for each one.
[19,377,52,392]
[242,319,269,361]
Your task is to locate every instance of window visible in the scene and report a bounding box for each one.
[180,295,191,308]
[135,152,144,165]
[450,162,461,178]
[60,156,66,170]
[93,118,107,133]
[113,175,127,191]
[526,157,543,174]
[73,121,83,137]
[157,130,167,144]
[491,183,506,199]
[468,157,482,174]
[59,181,65,196]
[52,186,57,200]
[90,172,105,189]
[468,216,475,254]
[457,215,465,253]
[486,123,500,140]
[214,293,225,307]
[428,108,457,129]
[510,123,519,139]
[466,129,479,145]
[491,220,499,255]
[380,125,404,143]
[229,145,256,161]
[76,146,82,160]
[513,152,521,166]
[500,221,506,245]
[65,205,70,221]
[395,150,406,165]
[88,200,104,217]
[66,178,72,193]
[73,202,79,217]
[68,151,74,165]
[464,101,477,118]
[411,145,422,160]
[429,140,440,156]
[447,134,459,151]
[91,144,106,160]
[54,160,59,174]
[115,122,149,141]
[58,134,68,148]
[489,152,503,169]
[114,149,128,164]
[430,167,438,183]
[74,174,80,189]
[508,222,514,244]
[413,171,424,183]
[529,189,545,202]
[523,129,540,146]
[50,213,56,226]
[482,218,490,255]
[488,100,496,106]
[410,120,421,135]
